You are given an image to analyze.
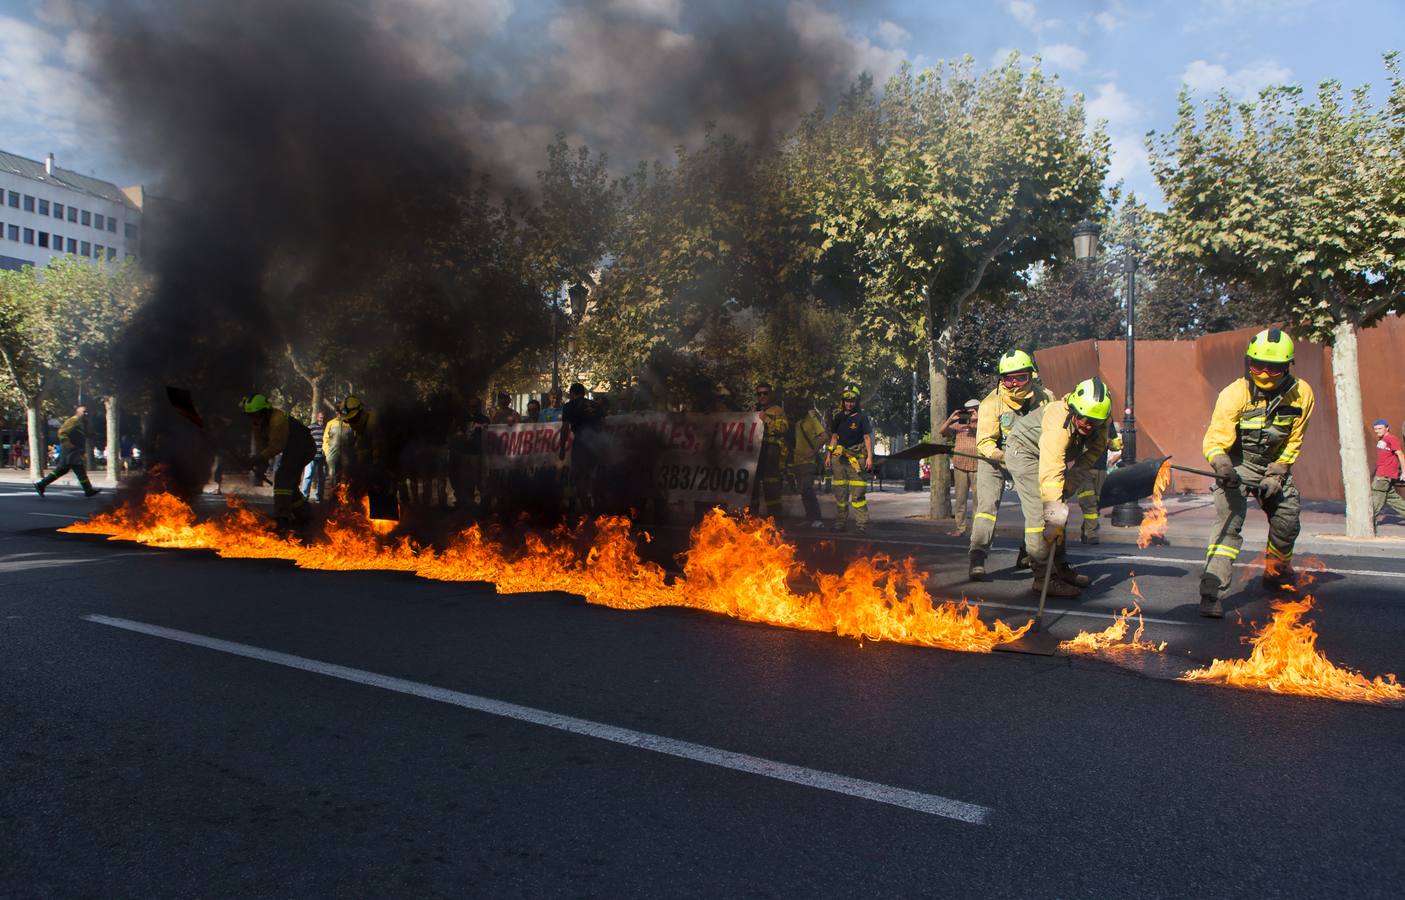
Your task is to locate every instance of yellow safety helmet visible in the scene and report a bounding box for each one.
[1246,328,1294,365]
[840,384,860,400]
[1067,378,1112,421]
[339,395,363,420]
[241,393,270,414]
[997,349,1036,375]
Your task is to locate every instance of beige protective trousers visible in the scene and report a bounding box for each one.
[967,460,1006,556]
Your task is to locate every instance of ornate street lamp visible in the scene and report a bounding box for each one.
[1072,219,1142,528]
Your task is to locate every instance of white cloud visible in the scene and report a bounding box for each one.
[1085,82,1139,126]
[1038,43,1087,71]
[1094,11,1121,31]
[1006,0,1060,34]
[1107,132,1147,185]
[876,19,911,46]
[607,0,683,24]
[0,15,99,158]
[1181,59,1292,97]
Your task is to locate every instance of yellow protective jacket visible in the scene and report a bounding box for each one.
[58,415,87,453]
[323,416,353,458]
[974,384,1056,462]
[760,403,789,447]
[1035,399,1110,504]
[346,409,386,466]
[791,409,826,468]
[253,409,292,462]
[1202,376,1315,470]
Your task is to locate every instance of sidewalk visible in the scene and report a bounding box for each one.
[8,467,1404,558]
[790,484,1405,559]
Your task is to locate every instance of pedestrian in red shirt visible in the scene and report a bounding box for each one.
[1371,419,1405,524]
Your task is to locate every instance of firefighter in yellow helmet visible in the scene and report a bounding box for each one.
[968,349,1056,580]
[752,382,789,519]
[1198,329,1316,618]
[240,393,315,525]
[825,384,874,534]
[1004,377,1115,598]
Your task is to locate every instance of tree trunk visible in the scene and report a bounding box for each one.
[104,394,120,487]
[927,325,954,519]
[309,378,322,419]
[1330,320,1374,538]
[26,400,43,481]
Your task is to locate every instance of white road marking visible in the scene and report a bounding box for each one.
[974,601,1183,626]
[1103,554,1405,580]
[82,614,992,825]
[29,512,84,519]
[0,551,147,573]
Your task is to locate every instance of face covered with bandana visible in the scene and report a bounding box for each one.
[999,369,1035,403]
[1248,360,1289,392]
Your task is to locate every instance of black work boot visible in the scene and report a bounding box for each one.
[1055,563,1091,588]
[1262,564,1297,592]
[33,481,46,498]
[82,485,100,497]
[1014,546,1031,570]
[1198,574,1224,618]
[1032,574,1080,598]
[968,550,987,582]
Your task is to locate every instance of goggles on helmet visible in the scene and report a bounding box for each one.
[1000,371,1032,388]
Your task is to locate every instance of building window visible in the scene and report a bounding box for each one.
[53,202,63,218]
[52,234,61,250]
[38,199,49,216]
[67,237,77,253]
[95,244,104,258]
[106,246,116,261]
[5,224,16,241]
[124,222,139,240]
[80,240,90,257]
[23,228,35,245]
[67,206,77,222]
[38,232,49,248]
[106,216,117,232]
[6,191,18,208]
[23,195,35,212]
[81,210,91,227]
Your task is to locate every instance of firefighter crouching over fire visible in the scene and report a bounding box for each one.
[240,394,315,525]
[1198,328,1316,618]
[336,394,393,499]
[1005,377,1113,598]
[968,350,1055,581]
[825,384,874,534]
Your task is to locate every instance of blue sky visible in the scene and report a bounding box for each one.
[1,0,1400,204]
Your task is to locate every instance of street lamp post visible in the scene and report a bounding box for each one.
[1072,219,1141,528]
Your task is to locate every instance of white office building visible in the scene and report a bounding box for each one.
[0,149,143,272]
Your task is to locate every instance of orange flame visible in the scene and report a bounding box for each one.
[1136,460,1172,549]
[1060,578,1166,656]
[62,496,1028,653]
[1182,596,1404,705]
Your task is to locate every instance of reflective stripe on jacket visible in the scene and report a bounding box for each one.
[1202,377,1315,468]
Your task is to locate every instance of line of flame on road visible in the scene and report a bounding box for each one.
[61,491,1029,653]
[1136,460,1172,549]
[1060,579,1167,657]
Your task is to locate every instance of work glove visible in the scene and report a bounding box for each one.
[1258,462,1289,500]
[1210,455,1241,491]
[1042,501,1068,545]
[988,449,1006,465]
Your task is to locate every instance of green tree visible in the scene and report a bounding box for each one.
[0,267,58,479]
[812,56,1108,516]
[1150,56,1404,536]
[40,257,150,484]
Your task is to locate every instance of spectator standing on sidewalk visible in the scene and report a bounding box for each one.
[301,410,328,502]
[789,399,827,527]
[940,399,980,536]
[1371,419,1405,524]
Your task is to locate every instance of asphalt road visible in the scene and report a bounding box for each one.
[3,484,1404,898]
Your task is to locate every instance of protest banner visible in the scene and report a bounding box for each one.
[482,411,763,505]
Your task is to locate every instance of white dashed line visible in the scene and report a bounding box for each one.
[83,614,993,825]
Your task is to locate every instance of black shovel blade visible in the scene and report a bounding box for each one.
[993,631,1062,656]
[1099,456,1170,509]
[886,442,952,461]
[366,489,399,521]
[166,386,205,429]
